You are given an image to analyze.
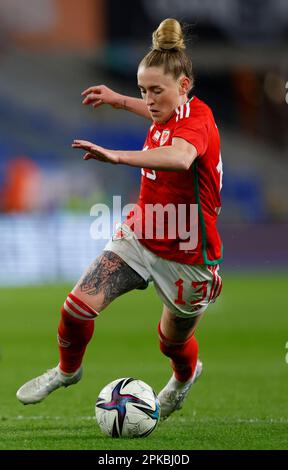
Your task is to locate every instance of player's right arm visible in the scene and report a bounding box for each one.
[81,85,151,120]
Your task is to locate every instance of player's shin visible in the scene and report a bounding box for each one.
[58,293,98,374]
[158,322,198,383]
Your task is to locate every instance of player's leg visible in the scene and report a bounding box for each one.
[151,262,222,418]
[159,304,202,382]
[57,250,148,375]
[157,305,204,418]
[16,250,148,405]
[72,250,148,311]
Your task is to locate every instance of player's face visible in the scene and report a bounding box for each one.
[137,65,189,124]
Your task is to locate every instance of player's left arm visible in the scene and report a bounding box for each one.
[72,137,197,171]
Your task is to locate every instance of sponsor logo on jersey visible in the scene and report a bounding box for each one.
[160,130,170,146]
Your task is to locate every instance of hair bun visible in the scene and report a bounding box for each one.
[152,18,185,51]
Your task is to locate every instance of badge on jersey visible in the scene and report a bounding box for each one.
[152,130,161,143]
[160,130,170,146]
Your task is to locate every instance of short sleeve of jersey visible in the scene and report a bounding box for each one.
[173,108,209,157]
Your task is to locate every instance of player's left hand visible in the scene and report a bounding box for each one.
[72,140,119,164]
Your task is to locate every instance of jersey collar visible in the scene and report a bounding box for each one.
[153,96,194,130]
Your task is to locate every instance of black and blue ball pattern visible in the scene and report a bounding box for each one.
[96,377,160,438]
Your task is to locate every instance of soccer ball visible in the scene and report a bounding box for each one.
[95,377,160,438]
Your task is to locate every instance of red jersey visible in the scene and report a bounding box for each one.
[126,96,223,266]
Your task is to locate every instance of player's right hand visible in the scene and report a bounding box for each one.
[81,85,122,109]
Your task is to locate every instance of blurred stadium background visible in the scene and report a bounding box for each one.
[0,0,288,451]
[0,0,287,285]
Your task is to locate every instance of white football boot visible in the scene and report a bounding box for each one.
[158,359,203,419]
[16,365,82,405]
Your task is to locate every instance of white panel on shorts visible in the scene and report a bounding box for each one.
[104,224,222,318]
[104,225,152,283]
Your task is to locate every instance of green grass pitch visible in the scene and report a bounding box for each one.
[0,272,287,450]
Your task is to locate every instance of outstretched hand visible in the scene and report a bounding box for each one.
[72,140,120,164]
[81,85,123,109]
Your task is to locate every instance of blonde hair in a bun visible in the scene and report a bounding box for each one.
[152,18,185,51]
[139,18,193,89]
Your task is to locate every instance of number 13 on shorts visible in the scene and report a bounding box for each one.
[174,267,222,311]
[174,279,208,306]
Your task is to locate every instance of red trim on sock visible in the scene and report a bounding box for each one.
[58,295,95,374]
[65,298,94,320]
[69,292,98,317]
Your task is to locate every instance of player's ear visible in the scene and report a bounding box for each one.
[179,76,191,96]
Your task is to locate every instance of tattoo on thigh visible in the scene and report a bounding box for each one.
[79,251,147,306]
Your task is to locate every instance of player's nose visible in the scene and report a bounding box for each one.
[145,92,155,106]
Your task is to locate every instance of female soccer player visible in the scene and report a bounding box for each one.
[17,18,223,419]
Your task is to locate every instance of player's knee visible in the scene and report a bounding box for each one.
[71,286,106,313]
[59,293,97,346]
[168,314,199,333]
